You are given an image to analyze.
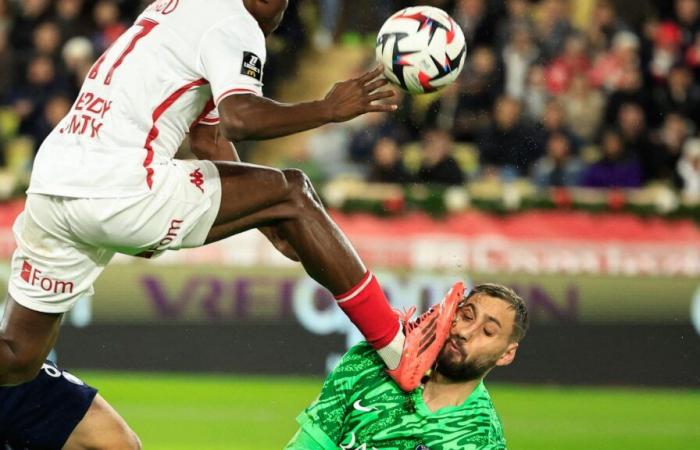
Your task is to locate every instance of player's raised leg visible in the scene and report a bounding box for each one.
[205,162,460,390]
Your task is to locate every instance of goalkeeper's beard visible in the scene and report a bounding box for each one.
[435,344,499,382]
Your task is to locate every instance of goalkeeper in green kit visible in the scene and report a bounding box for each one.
[285,282,529,450]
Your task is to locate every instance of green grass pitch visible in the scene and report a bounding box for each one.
[80,372,700,450]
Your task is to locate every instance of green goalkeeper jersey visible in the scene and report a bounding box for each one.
[285,342,507,450]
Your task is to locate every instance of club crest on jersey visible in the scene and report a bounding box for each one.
[241,51,263,81]
[415,445,430,450]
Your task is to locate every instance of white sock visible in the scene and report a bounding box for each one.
[377,325,405,370]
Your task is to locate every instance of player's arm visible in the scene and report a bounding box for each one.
[189,122,239,162]
[218,67,396,142]
[188,123,299,261]
[283,427,329,450]
[199,17,396,142]
[0,299,62,385]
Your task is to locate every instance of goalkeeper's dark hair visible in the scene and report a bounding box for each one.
[465,283,529,343]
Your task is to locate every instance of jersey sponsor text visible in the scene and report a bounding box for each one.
[21,261,75,295]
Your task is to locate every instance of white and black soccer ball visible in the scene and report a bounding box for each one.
[376,6,467,94]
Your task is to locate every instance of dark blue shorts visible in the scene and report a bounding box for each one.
[0,361,97,450]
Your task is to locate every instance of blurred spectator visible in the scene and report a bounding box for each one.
[62,36,94,94]
[534,0,572,61]
[9,0,52,56]
[522,64,548,121]
[307,120,366,180]
[653,64,700,128]
[478,95,538,178]
[675,0,700,49]
[0,0,12,33]
[649,112,691,185]
[677,137,700,201]
[348,111,410,164]
[544,33,590,94]
[416,129,464,186]
[562,75,606,144]
[501,24,539,100]
[533,98,578,155]
[533,132,583,187]
[453,0,497,47]
[56,0,91,42]
[684,28,700,76]
[12,56,69,147]
[585,0,629,54]
[617,102,657,181]
[495,0,535,49]
[426,46,501,141]
[313,0,340,51]
[92,0,127,54]
[367,137,411,184]
[581,128,643,188]
[648,21,682,81]
[604,68,656,127]
[26,94,72,149]
[32,21,62,59]
[590,31,640,91]
[0,28,15,103]
[264,0,308,96]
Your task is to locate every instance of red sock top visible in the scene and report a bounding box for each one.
[335,272,400,349]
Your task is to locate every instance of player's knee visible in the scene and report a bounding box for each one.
[282,169,322,210]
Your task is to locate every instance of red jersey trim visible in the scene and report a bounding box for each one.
[215,87,259,105]
[190,99,217,129]
[143,78,208,188]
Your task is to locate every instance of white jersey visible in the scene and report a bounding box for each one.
[28,0,266,198]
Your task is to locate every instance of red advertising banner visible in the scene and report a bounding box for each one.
[2,199,700,276]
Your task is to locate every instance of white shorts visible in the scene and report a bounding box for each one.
[8,159,222,314]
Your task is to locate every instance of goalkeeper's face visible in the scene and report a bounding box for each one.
[435,294,520,382]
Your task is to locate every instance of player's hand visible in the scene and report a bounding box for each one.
[323,66,398,123]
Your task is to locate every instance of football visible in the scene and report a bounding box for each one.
[376,6,467,94]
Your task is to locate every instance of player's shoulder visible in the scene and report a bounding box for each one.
[198,0,264,39]
[429,382,506,448]
[342,342,384,366]
[142,0,263,40]
[471,383,508,448]
[330,342,385,380]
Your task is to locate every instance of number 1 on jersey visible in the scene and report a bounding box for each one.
[89,18,159,85]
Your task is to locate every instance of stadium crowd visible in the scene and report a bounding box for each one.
[308,0,700,205]
[0,0,699,205]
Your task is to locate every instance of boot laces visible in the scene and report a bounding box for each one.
[400,304,439,333]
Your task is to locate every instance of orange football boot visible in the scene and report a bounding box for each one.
[387,281,464,391]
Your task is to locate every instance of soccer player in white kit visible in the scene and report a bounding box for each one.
[0,1,462,448]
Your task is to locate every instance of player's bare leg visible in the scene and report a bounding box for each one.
[0,296,62,384]
[206,162,459,390]
[207,164,364,294]
[63,395,141,450]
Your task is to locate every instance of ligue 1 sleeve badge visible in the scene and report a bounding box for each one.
[240,51,263,81]
[415,445,430,450]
